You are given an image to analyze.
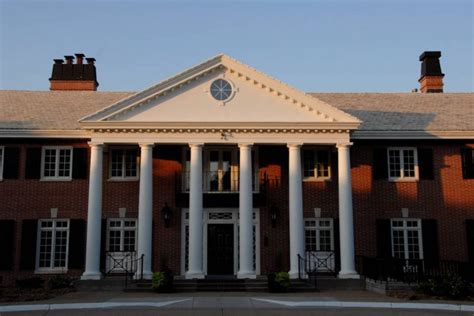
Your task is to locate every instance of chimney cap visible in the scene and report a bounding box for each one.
[86,57,96,64]
[75,53,85,58]
[64,55,75,60]
[53,59,64,64]
[419,51,441,61]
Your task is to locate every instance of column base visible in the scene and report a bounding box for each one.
[288,270,301,280]
[185,271,205,279]
[337,271,360,279]
[135,271,153,280]
[237,271,256,279]
[80,271,102,280]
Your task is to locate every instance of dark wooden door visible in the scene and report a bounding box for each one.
[207,224,234,275]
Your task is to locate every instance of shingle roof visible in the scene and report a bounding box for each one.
[310,93,474,131]
[0,90,473,132]
[0,90,132,130]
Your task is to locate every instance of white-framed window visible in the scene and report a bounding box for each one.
[387,147,418,181]
[107,218,137,252]
[41,147,73,180]
[302,148,331,180]
[181,147,259,193]
[109,148,139,180]
[391,219,423,260]
[36,219,69,272]
[304,218,334,252]
[0,146,4,180]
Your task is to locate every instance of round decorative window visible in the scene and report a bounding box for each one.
[210,79,233,101]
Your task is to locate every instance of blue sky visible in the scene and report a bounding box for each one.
[0,0,472,92]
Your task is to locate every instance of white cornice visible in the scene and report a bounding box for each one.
[352,130,474,140]
[1,129,473,140]
[0,129,89,139]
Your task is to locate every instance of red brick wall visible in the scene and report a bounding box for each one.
[1,139,473,285]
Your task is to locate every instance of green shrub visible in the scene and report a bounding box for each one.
[416,272,469,299]
[151,270,174,293]
[268,271,291,293]
[48,275,75,289]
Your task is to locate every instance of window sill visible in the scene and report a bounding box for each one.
[40,178,72,182]
[35,269,68,274]
[108,178,139,182]
[303,177,332,182]
[388,178,419,183]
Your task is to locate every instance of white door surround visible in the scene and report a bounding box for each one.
[181,208,261,277]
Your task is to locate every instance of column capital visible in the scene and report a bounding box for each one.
[189,143,204,148]
[287,143,303,149]
[139,142,155,148]
[336,142,353,149]
[87,141,104,148]
[238,143,253,148]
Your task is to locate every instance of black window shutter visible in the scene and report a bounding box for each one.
[466,220,474,264]
[461,148,474,179]
[0,220,15,270]
[25,148,42,179]
[418,148,434,180]
[100,219,107,271]
[72,148,88,179]
[422,219,439,269]
[20,219,38,270]
[68,219,86,269]
[373,148,388,180]
[376,219,392,258]
[3,147,20,179]
[333,218,341,273]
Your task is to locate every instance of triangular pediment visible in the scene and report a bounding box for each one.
[80,54,360,129]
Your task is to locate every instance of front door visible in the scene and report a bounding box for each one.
[207,224,234,275]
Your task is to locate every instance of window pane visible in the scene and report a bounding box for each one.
[54,230,68,267]
[123,230,136,252]
[44,149,57,177]
[39,230,53,268]
[305,229,316,251]
[407,230,420,259]
[319,229,332,251]
[317,150,330,177]
[403,150,415,177]
[389,150,401,178]
[124,149,138,177]
[303,150,315,177]
[58,149,71,177]
[392,230,405,258]
[111,150,123,177]
[108,230,121,252]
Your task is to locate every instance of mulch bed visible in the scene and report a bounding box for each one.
[0,287,74,303]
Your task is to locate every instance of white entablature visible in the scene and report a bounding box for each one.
[79,54,360,139]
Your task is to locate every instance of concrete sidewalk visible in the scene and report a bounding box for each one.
[1,290,473,314]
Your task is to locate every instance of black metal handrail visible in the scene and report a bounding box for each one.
[104,251,144,289]
[124,253,144,289]
[305,251,337,275]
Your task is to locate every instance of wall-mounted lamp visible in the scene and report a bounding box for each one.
[270,204,280,228]
[161,203,173,228]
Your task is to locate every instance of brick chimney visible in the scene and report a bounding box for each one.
[418,51,444,93]
[49,53,99,91]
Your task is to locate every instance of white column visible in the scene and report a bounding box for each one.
[81,143,104,280]
[136,143,154,279]
[237,143,256,279]
[186,143,205,279]
[337,143,360,279]
[288,143,305,279]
